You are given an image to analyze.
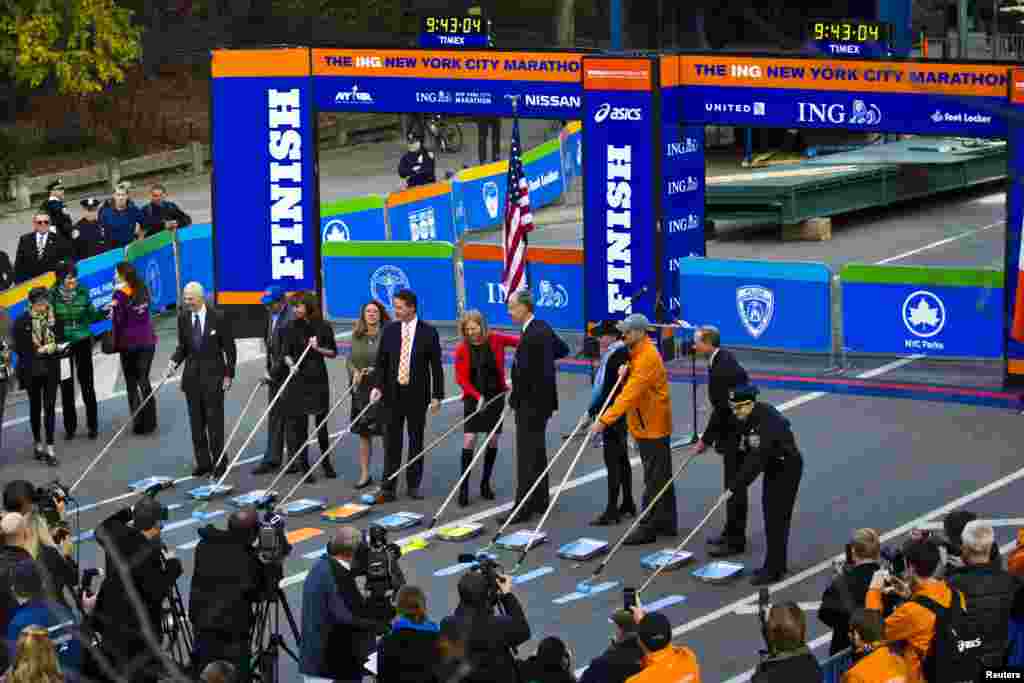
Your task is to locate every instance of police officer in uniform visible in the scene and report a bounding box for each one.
[41,179,74,242]
[398,131,437,189]
[71,197,108,260]
[725,386,803,586]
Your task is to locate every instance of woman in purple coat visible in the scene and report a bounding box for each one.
[110,262,158,434]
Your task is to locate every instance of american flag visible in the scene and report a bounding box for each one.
[502,115,534,296]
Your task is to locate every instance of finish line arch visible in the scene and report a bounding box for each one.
[208,47,1024,385]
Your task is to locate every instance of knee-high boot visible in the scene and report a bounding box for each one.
[458,448,473,507]
[480,447,497,500]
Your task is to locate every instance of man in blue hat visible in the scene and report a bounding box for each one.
[724,385,804,586]
[253,286,294,475]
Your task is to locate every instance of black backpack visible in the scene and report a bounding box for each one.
[913,589,983,683]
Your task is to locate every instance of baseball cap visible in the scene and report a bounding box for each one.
[610,608,636,632]
[47,178,64,192]
[617,313,653,333]
[1,511,25,536]
[81,197,101,210]
[591,320,622,338]
[261,286,286,305]
[635,612,672,651]
[729,385,759,404]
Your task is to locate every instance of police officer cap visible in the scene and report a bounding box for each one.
[729,385,759,403]
[47,178,63,192]
[81,197,101,210]
[407,130,423,143]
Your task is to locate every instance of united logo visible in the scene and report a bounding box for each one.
[736,285,775,339]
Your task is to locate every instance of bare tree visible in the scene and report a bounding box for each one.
[556,0,575,46]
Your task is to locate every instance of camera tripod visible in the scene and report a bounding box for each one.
[250,584,301,683]
[161,555,194,671]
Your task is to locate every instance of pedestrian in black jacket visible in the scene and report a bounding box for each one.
[190,508,266,676]
[819,528,882,655]
[946,520,1023,669]
[693,325,750,556]
[399,132,437,189]
[91,498,183,683]
[442,571,531,683]
[0,512,33,672]
[579,609,643,683]
[140,183,191,239]
[70,197,110,260]
[587,320,634,526]
[752,602,823,683]
[13,288,67,465]
[378,585,442,683]
[13,212,71,284]
[520,637,577,683]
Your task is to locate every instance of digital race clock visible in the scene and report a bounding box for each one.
[420,15,492,48]
[806,19,891,56]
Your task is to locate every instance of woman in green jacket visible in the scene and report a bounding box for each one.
[51,262,104,440]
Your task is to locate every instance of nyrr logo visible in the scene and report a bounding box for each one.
[334,85,374,104]
[736,285,775,339]
[322,219,350,242]
[593,103,643,123]
[797,99,881,125]
[370,265,411,312]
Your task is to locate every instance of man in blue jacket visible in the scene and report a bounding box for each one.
[300,526,386,683]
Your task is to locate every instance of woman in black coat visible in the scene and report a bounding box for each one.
[13,287,67,466]
[377,585,442,683]
[281,292,337,481]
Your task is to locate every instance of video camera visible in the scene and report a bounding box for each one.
[457,552,503,608]
[257,511,291,565]
[357,525,403,598]
[34,480,71,536]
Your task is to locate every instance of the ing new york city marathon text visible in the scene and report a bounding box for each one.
[323,54,581,74]
[267,89,305,281]
[692,62,1008,87]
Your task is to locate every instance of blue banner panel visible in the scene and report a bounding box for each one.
[662,124,707,316]
[178,223,214,297]
[315,76,581,120]
[583,57,657,323]
[386,188,457,243]
[128,238,178,312]
[678,258,833,352]
[78,248,123,335]
[323,256,457,322]
[524,145,565,210]
[1007,122,1024,379]
[680,86,1007,137]
[462,259,584,331]
[320,209,388,243]
[211,76,318,294]
[842,281,1004,358]
[453,165,506,234]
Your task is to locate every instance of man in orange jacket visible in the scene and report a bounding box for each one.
[843,609,908,683]
[625,609,700,683]
[591,314,676,545]
[866,539,965,683]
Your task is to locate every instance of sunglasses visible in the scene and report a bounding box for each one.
[34,219,50,225]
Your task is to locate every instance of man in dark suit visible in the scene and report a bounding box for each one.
[13,212,70,284]
[692,324,750,557]
[504,289,569,524]
[300,526,385,683]
[370,289,444,502]
[253,286,293,475]
[170,281,237,477]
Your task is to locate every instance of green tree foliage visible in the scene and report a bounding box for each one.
[0,0,142,95]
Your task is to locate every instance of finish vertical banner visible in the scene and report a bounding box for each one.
[211,49,318,306]
[661,123,706,316]
[582,57,657,324]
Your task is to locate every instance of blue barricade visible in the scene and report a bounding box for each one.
[462,243,583,331]
[322,241,458,322]
[560,122,582,181]
[841,264,1004,358]
[523,138,565,211]
[77,248,124,335]
[386,183,457,243]
[678,258,832,352]
[178,224,214,297]
[320,195,388,242]
[125,231,177,311]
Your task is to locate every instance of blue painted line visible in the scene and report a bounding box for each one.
[168,510,222,531]
[177,539,200,551]
[552,580,620,605]
[642,594,687,612]
[73,530,95,543]
[513,566,554,585]
[304,548,327,560]
[434,562,475,577]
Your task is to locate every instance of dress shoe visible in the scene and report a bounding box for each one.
[322,462,338,479]
[590,512,620,527]
[192,466,213,477]
[303,468,317,484]
[499,511,534,525]
[354,476,374,490]
[708,533,746,547]
[408,489,424,501]
[214,467,227,479]
[623,528,658,545]
[708,544,745,559]
[750,570,785,586]
[64,431,76,441]
[480,481,495,501]
[285,463,302,474]
[457,489,470,507]
[253,463,279,475]
[618,503,637,519]
[374,490,396,504]
[88,430,98,440]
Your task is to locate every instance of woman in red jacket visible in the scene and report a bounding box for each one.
[454,310,519,507]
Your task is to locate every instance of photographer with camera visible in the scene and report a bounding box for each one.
[621,608,700,683]
[300,526,387,683]
[441,566,530,683]
[579,609,644,683]
[189,508,266,675]
[752,602,822,683]
[0,512,34,671]
[819,528,882,656]
[844,609,908,683]
[3,481,77,611]
[89,494,182,682]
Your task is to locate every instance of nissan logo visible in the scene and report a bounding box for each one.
[594,103,612,123]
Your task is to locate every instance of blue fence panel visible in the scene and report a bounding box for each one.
[453,164,506,235]
[320,196,388,243]
[463,253,584,331]
[126,232,178,311]
[386,185,457,243]
[77,248,124,335]
[177,223,213,297]
[678,258,832,352]
[523,143,565,211]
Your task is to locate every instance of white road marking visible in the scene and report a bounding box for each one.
[733,601,820,615]
[874,221,1001,265]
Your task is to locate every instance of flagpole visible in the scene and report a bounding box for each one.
[512,97,534,291]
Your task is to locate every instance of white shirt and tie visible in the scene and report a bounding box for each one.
[521,314,535,334]
[35,232,47,259]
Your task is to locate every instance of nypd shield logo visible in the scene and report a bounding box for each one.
[736,286,775,339]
